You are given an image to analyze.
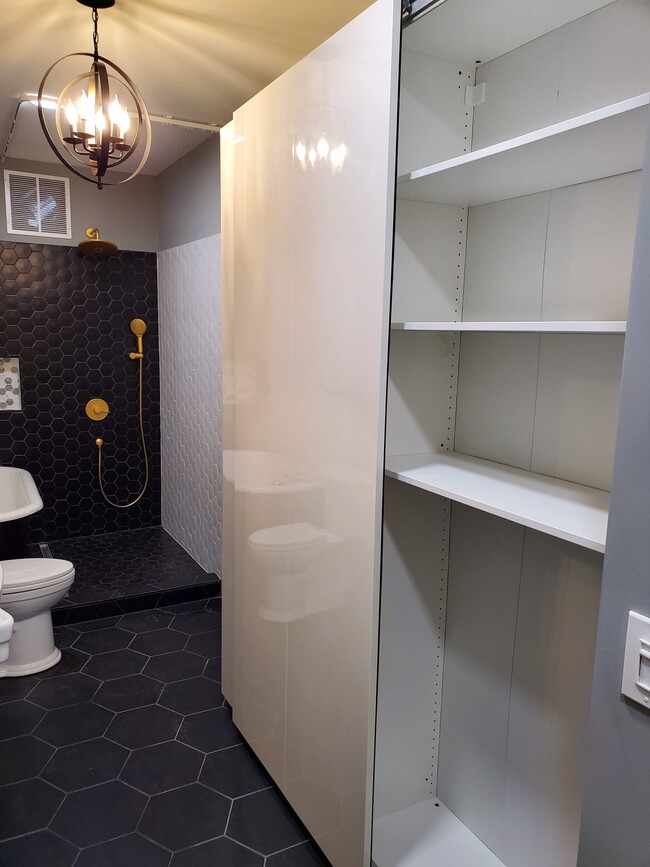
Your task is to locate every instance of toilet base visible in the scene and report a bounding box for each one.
[2,647,61,677]
[0,609,62,677]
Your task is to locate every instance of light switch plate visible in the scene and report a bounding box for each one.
[622,611,650,709]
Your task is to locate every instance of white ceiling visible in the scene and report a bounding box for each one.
[1,0,372,175]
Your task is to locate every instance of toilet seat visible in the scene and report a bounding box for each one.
[0,559,75,596]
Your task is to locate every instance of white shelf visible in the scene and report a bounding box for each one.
[391,321,627,333]
[398,94,650,207]
[373,799,505,867]
[384,452,608,552]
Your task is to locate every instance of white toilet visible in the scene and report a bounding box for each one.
[0,559,75,677]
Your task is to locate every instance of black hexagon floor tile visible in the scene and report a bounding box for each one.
[94,673,163,712]
[200,745,272,798]
[0,778,64,840]
[0,830,78,867]
[82,648,147,681]
[0,701,46,740]
[120,740,204,795]
[73,627,134,654]
[143,650,206,683]
[0,586,322,866]
[53,626,81,649]
[266,842,330,866]
[185,631,221,658]
[40,738,129,791]
[0,676,39,704]
[227,789,309,856]
[74,833,170,867]
[159,677,224,715]
[203,657,221,682]
[173,610,221,635]
[106,704,182,749]
[50,779,147,848]
[36,648,90,679]
[171,836,263,866]
[120,609,175,633]
[139,783,230,851]
[34,702,114,747]
[177,707,242,753]
[0,735,54,785]
[28,673,100,709]
[130,628,187,656]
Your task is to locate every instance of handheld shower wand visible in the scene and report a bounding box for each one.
[92,318,150,508]
[129,318,147,359]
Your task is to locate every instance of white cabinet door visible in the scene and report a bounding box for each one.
[221,2,400,864]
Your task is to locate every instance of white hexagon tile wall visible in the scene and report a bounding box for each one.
[157,235,222,576]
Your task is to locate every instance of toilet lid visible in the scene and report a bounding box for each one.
[248,523,332,551]
[1,559,75,594]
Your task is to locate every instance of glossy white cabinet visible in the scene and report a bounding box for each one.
[221,1,400,863]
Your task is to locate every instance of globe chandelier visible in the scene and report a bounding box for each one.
[37,0,151,190]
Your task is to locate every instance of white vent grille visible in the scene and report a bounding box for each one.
[4,170,71,238]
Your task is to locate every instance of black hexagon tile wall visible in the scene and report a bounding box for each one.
[0,241,161,542]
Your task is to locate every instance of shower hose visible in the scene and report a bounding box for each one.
[96,354,149,508]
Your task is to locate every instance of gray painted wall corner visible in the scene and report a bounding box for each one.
[157,134,221,251]
[578,118,650,867]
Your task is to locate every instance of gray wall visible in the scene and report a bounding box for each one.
[157,135,221,251]
[1,157,159,252]
[578,119,650,867]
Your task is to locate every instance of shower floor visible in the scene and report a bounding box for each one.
[26,527,219,625]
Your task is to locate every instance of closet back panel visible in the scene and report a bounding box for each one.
[472,0,650,151]
[455,333,624,490]
[463,173,640,322]
[438,505,603,867]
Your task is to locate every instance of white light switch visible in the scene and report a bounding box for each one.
[622,611,650,708]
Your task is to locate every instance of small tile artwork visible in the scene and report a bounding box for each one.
[0,357,21,411]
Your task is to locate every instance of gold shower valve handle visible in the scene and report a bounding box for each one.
[85,398,109,421]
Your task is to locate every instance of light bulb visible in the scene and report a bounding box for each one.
[308,146,317,166]
[317,136,329,158]
[77,90,91,121]
[109,95,122,126]
[119,109,130,139]
[65,99,78,128]
[295,140,306,163]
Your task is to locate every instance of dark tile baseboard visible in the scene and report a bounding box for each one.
[53,579,221,627]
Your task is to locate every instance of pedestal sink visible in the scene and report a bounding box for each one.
[0,467,44,522]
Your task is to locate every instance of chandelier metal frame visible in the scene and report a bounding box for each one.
[37,3,151,190]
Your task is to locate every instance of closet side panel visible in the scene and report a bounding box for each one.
[227,69,296,783]
[283,2,401,866]
[221,123,235,702]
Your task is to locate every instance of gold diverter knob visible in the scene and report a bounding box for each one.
[85,398,110,421]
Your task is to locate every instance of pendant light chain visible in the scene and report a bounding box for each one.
[92,7,99,61]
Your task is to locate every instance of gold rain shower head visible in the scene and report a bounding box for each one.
[77,227,118,256]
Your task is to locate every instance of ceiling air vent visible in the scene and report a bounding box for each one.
[4,169,71,239]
